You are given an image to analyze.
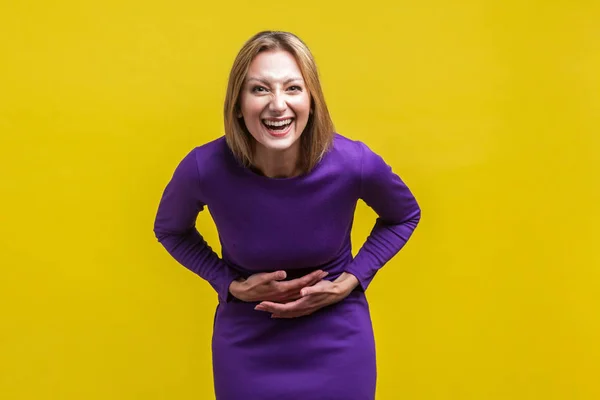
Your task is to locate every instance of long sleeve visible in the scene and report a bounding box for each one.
[345,142,421,291]
[153,149,240,303]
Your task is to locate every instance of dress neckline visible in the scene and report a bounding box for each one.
[224,139,332,184]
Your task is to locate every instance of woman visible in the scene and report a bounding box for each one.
[153,31,421,400]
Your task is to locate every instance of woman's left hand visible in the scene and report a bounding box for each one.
[254,272,360,318]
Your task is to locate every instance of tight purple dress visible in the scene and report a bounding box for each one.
[153,133,421,400]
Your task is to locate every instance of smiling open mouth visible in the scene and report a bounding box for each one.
[262,118,294,131]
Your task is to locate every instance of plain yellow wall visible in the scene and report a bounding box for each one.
[1,1,599,399]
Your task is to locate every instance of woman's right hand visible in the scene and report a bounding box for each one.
[228,270,328,303]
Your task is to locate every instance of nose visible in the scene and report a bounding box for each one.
[269,91,287,113]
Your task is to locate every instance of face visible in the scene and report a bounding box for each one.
[238,50,311,154]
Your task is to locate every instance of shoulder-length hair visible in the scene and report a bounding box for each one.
[223,31,335,173]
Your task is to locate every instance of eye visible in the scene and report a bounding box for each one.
[251,86,268,93]
[288,85,302,92]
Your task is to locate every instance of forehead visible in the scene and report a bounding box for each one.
[246,50,303,81]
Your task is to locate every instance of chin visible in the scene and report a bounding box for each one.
[259,135,300,152]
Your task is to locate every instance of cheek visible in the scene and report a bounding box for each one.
[290,96,311,115]
[240,96,263,118]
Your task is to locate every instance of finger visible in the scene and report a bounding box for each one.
[309,271,329,285]
[304,270,329,284]
[280,270,328,291]
[300,284,334,297]
[300,286,320,297]
[259,270,287,284]
[277,293,303,302]
[254,301,288,313]
[300,280,334,297]
[293,270,327,286]
[255,298,307,314]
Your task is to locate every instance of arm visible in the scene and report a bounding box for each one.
[344,142,422,291]
[255,143,421,318]
[153,149,240,303]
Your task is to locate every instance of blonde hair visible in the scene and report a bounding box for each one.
[223,31,335,172]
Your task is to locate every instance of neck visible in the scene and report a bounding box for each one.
[252,142,302,179]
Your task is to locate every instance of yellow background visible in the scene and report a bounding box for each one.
[1,0,599,399]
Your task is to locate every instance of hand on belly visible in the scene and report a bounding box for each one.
[229,269,328,303]
[254,272,360,318]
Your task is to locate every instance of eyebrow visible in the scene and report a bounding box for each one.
[246,77,304,85]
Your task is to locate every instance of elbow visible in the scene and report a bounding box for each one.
[153,222,196,246]
[378,205,421,230]
[153,214,177,243]
[406,207,421,231]
[399,204,421,232]
[153,226,166,242]
[153,218,170,243]
[412,206,422,225]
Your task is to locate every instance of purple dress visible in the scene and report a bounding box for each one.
[153,133,421,400]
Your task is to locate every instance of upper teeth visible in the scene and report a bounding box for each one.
[264,119,292,127]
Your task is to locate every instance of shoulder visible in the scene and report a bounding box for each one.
[187,136,228,164]
[181,136,229,175]
[327,133,382,175]
[168,136,230,192]
[330,132,363,158]
[325,133,364,169]
[328,134,403,198]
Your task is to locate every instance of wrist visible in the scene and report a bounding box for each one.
[229,278,246,298]
[335,272,360,294]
